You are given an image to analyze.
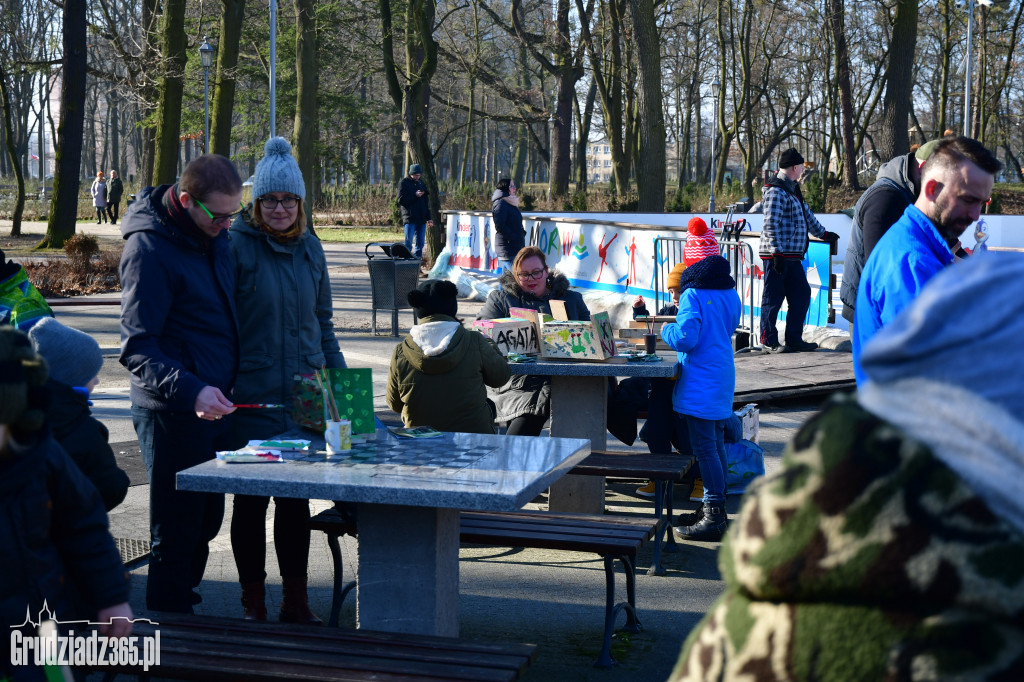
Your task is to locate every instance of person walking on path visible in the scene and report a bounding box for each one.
[388,279,510,434]
[491,178,524,272]
[228,137,346,624]
[757,148,838,353]
[476,246,590,436]
[91,171,109,224]
[852,136,1001,384]
[107,170,125,224]
[840,140,940,324]
[119,154,243,613]
[398,164,431,260]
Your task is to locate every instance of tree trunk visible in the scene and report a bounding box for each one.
[152,0,188,185]
[0,63,26,237]
[212,0,246,157]
[876,0,918,159]
[629,0,665,210]
[293,0,317,231]
[827,0,859,189]
[40,0,87,248]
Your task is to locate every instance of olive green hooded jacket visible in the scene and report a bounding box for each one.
[387,314,510,434]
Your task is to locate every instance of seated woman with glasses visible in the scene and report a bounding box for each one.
[228,137,346,624]
[476,246,591,436]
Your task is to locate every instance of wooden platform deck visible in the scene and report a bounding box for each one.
[733,349,854,404]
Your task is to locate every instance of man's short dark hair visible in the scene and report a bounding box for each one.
[923,136,1003,177]
[179,154,242,200]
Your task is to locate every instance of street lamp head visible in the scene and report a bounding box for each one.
[711,78,720,99]
[199,36,215,68]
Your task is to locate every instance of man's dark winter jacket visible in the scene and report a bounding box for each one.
[477,270,590,422]
[490,191,525,261]
[108,177,124,204]
[840,153,917,322]
[0,430,130,660]
[46,380,129,511]
[119,184,239,412]
[398,176,429,225]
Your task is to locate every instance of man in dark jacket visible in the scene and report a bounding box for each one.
[107,170,125,224]
[757,148,838,354]
[491,178,524,271]
[840,141,941,323]
[119,154,242,613]
[398,164,430,260]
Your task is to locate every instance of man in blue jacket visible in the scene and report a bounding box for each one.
[853,136,1001,384]
[119,154,242,613]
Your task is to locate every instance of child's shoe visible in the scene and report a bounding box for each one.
[636,481,656,498]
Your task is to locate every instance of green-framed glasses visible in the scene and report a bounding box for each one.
[194,198,245,225]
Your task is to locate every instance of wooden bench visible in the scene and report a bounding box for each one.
[96,612,537,681]
[570,450,694,575]
[309,508,656,668]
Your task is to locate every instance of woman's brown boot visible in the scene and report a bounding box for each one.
[279,577,322,625]
[240,581,267,621]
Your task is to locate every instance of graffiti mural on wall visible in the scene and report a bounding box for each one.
[443,213,833,328]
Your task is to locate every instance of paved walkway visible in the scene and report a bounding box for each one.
[6,220,837,680]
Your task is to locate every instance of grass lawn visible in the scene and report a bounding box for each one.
[314,225,403,243]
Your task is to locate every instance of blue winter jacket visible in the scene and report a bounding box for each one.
[853,203,954,385]
[661,287,741,421]
[119,185,239,411]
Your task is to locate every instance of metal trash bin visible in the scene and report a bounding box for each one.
[366,242,421,336]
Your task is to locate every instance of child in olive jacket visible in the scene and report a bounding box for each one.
[387,280,510,434]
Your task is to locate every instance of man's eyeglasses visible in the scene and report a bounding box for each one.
[195,198,245,225]
[258,196,300,210]
[516,268,547,281]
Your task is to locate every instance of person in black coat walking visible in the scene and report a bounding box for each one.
[491,178,524,272]
[107,170,125,224]
[398,164,431,259]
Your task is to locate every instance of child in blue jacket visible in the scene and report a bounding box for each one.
[660,253,741,541]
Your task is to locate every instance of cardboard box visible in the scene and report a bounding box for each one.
[538,311,617,361]
[473,317,539,356]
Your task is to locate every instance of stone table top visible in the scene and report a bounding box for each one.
[507,357,677,377]
[177,429,590,511]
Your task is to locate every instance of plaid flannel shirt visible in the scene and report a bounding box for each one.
[759,183,826,258]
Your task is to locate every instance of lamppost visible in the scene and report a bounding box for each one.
[709,77,720,213]
[548,109,556,200]
[963,0,994,137]
[199,36,214,153]
[269,0,277,136]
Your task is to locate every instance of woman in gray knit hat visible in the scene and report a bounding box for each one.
[228,137,346,624]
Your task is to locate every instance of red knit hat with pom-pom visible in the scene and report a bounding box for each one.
[683,217,719,266]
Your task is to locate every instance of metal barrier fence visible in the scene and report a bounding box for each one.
[652,209,759,352]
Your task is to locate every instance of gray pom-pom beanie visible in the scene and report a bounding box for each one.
[252,137,306,200]
[28,317,103,389]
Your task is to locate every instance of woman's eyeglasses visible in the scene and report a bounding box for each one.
[258,196,300,209]
[194,198,245,225]
[516,268,546,281]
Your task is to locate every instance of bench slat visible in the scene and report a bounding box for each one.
[112,617,536,682]
[571,451,694,479]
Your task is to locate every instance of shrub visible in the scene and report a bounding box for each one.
[64,233,100,270]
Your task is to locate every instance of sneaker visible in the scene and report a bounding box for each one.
[787,340,819,352]
[636,481,657,498]
[762,342,788,354]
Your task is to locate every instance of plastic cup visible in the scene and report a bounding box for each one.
[644,334,657,354]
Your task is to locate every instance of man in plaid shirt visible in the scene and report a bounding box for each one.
[758,148,838,353]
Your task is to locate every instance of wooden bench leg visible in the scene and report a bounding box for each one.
[324,531,356,628]
[595,554,643,668]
